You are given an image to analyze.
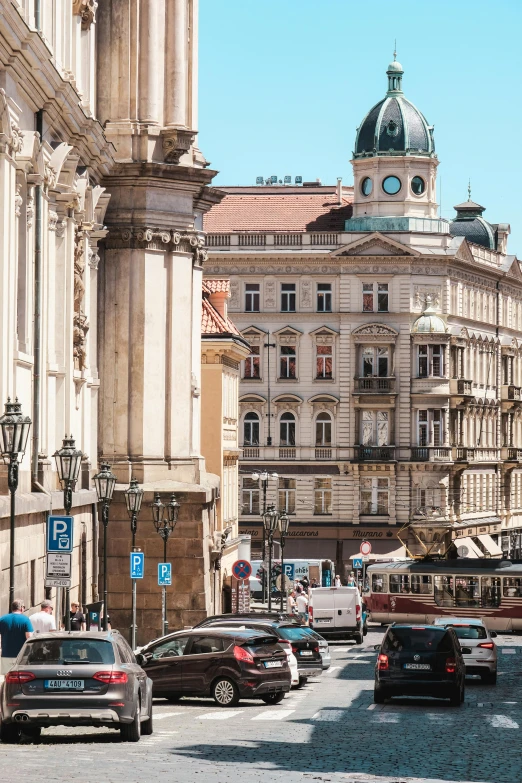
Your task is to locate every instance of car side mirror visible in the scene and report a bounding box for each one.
[135,653,146,666]
[490,631,497,638]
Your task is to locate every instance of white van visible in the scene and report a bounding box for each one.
[308,587,364,643]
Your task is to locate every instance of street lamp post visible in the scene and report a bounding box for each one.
[152,492,180,636]
[53,435,83,631]
[278,511,290,612]
[125,478,144,649]
[263,504,278,611]
[0,398,32,607]
[251,471,278,602]
[93,463,117,631]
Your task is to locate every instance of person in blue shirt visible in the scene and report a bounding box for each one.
[0,599,33,675]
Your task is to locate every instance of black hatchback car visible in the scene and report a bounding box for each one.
[194,615,323,686]
[136,628,290,707]
[374,624,465,706]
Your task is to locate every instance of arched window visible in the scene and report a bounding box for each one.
[280,412,296,446]
[315,412,332,446]
[243,412,259,446]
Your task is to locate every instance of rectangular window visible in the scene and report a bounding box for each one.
[245,284,260,312]
[361,283,389,312]
[317,283,332,312]
[418,410,428,446]
[418,345,444,378]
[434,575,454,607]
[280,345,296,378]
[281,283,296,312]
[361,410,389,446]
[410,575,433,594]
[244,346,260,379]
[316,345,333,379]
[278,477,296,514]
[454,576,480,607]
[314,477,332,515]
[360,477,389,515]
[242,478,260,515]
[377,283,389,312]
[371,573,388,593]
[417,409,444,446]
[362,283,374,312]
[503,577,522,597]
[481,576,501,608]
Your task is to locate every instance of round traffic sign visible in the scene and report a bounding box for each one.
[232,559,252,580]
[360,540,372,556]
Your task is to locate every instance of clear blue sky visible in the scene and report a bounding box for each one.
[199,0,522,252]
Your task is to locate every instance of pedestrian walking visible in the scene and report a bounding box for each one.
[334,574,341,588]
[0,599,33,675]
[287,590,297,614]
[63,601,86,631]
[30,600,56,633]
[347,572,356,586]
[295,590,308,623]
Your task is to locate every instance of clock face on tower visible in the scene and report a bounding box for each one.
[382,176,401,195]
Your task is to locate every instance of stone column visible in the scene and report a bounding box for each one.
[165,0,188,128]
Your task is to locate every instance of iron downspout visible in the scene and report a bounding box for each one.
[32,110,43,487]
[91,502,99,601]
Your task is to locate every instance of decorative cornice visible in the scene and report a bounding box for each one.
[105,227,208,267]
[73,0,97,30]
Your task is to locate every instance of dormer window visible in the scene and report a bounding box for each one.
[386,120,399,137]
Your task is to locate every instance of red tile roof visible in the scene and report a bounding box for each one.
[204,279,230,293]
[201,282,241,336]
[204,185,354,234]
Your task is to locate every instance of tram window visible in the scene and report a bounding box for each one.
[389,574,410,593]
[410,574,432,595]
[455,576,480,608]
[503,577,522,598]
[434,575,454,607]
[481,577,501,608]
[371,573,387,593]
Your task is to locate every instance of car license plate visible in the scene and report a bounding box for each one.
[44,680,84,690]
[403,663,431,671]
[264,661,283,669]
[315,618,331,623]
[300,651,313,656]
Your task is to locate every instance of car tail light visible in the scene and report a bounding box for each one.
[233,645,254,664]
[478,642,495,649]
[5,672,36,685]
[314,646,319,653]
[93,671,128,684]
[291,644,298,654]
[445,658,457,674]
[308,606,313,620]
[356,604,361,623]
[377,654,388,671]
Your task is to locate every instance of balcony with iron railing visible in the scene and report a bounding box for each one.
[411,446,452,462]
[354,377,396,393]
[356,446,396,462]
[503,447,522,462]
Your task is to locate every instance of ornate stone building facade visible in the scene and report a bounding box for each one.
[0,1,227,640]
[205,58,522,575]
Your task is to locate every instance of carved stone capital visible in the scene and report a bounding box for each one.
[73,0,97,30]
[160,128,197,164]
[48,210,59,232]
[105,226,207,266]
[14,184,22,218]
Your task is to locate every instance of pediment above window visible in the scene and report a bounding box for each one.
[330,232,420,258]
[352,323,398,343]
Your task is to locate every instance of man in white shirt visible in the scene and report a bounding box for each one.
[295,591,308,623]
[30,600,56,634]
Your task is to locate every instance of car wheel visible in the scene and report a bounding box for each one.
[354,633,364,645]
[363,624,368,637]
[482,671,497,685]
[449,687,461,707]
[120,702,142,742]
[260,692,286,705]
[296,676,308,689]
[0,723,22,744]
[212,678,240,708]
[374,686,386,704]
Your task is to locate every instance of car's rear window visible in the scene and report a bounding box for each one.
[243,636,280,648]
[20,639,115,665]
[383,628,453,653]
[448,625,487,640]
[277,627,310,641]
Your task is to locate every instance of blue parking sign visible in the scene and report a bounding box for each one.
[283,563,295,581]
[158,563,172,586]
[130,552,145,579]
[47,516,74,553]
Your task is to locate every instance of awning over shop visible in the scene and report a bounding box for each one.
[454,536,483,558]
[349,545,407,561]
[474,534,502,557]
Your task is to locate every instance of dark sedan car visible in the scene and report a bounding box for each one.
[374,624,466,706]
[193,615,323,687]
[136,628,291,707]
[0,631,152,743]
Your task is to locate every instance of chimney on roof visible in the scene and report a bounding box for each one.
[208,290,229,321]
[337,177,342,206]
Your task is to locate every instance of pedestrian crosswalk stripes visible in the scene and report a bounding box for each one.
[251,709,295,720]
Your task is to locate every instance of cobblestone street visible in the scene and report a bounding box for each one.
[2,628,521,783]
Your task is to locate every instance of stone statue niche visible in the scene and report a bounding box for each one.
[73,230,89,370]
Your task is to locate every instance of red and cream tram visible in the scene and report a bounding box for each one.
[366,559,522,631]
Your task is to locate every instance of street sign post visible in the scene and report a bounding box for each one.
[130,552,145,579]
[283,563,295,582]
[45,552,72,589]
[47,515,74,553]
[359,541,372,556]
[232,559,252,580]
[359,541,372,594]
[158,563,172,586]
[353,557,363,570]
